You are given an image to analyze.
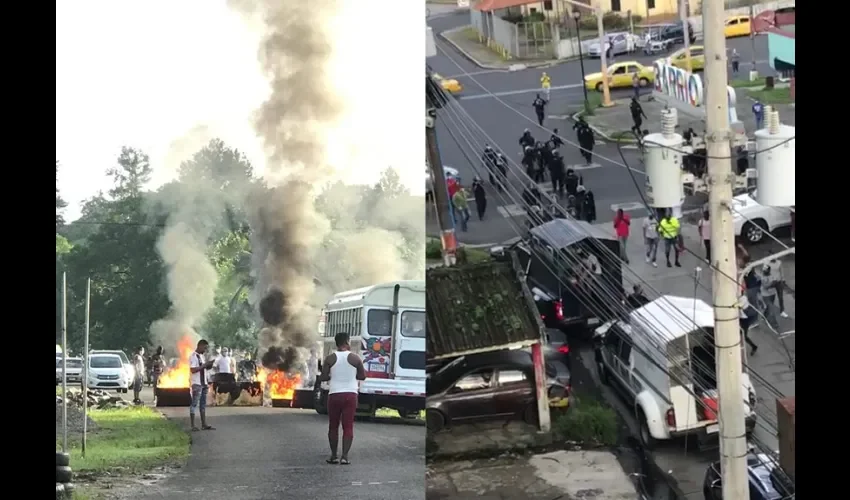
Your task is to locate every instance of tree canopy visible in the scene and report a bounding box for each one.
[56,141,421,355]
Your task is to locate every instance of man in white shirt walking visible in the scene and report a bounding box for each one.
[318,332,366,465]
[132,347,146,405]
[189,339,216,431]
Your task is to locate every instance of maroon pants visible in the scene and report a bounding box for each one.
[327,392,358,440]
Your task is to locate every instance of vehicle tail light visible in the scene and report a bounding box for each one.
[554,300,564,321]
[665,408,676,427]
[540,314,546,320]
[557,345,570,355]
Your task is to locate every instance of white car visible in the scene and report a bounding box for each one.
[87,353,130,393]
[731,191,793,244]
[56,357,84,385]
[425,165,460,198]
[586,32,635,58]
[91,349,135,383]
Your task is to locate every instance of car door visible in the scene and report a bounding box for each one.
[613,34,627,54]
[602,327,625,386]
[690,47,705,70]
[443,368,497,422]
[493,368,534,417]
[609,65,629,88]
[739,17,751,36]
[609,324,635,394]
[626,65,641,84]
[725,18,739,37]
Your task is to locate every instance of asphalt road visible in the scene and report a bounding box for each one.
[134,401,425,500]
[427,11,772,246]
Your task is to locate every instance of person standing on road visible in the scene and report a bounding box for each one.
[658,210,681,268]
[132,347,146,405]
[151,346,165,397]
[540,71,551,101]
[189,339,216,432]
[605,37,613,62]
[738,292,759,356]
[632,73,641,101]
[730,49,740,74]
[760,264,780,329]
[215,347,236,391]
[613,209,631,263]
[767,258,790,318]
[522,146,536,180]
[630,97,647,137]
[472,177,487,220]
[578,125,595,165]
[549,128,564,150]
[564,169,581,197]
[452,186,470,232]
[519,129,535,149]
[642,215,659,267]
[319,332,367,466]
[495,153,508,193]
[697,210,711,262]
[532,94,547,126]
[549,150,566,198]
[752,99,765,131]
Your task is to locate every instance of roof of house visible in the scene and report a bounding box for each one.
[474,0,540,12]
[426,260,542,359]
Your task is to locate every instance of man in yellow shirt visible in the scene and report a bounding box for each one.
[452,187,470,232]
[541,72,551,101]
[657,210,681,268]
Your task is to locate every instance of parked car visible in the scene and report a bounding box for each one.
[90,349,135,383]
[543,328,570,371]
[426,350,570,433]
[87,353,130,393]
[669,45,706,71]
[593,295,757,449]
[731,191,793,245]
[659,20,697,45]
[431,73,463,94]
[586,32,634,58]
[703,453,794,500]
[724,15,752,38]
[584,61,655,92]
[56,357,84,385]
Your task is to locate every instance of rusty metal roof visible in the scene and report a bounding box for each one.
[426,258,543,359]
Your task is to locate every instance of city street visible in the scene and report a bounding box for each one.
[134,404,425,500]
[427,10,774,246]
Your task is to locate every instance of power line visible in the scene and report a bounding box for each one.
[436,93,785,444]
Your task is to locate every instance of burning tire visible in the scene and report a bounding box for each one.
[56,465,73,483]
[56,452,70,467]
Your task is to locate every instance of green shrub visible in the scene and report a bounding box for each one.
[552,398,618,446]
[457,247,491,264]
[426,238,442,260]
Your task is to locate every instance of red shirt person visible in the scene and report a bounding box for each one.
[613,209,631,263]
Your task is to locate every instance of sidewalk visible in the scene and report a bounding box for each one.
[572,91,795,143]
[427,450,639,500]
[441,26,563,71]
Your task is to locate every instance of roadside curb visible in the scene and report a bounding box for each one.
[569,109,638,144]
[439,26,565,71]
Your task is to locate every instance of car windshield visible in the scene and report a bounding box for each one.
[90,356,122,369]
[96,351,130,364]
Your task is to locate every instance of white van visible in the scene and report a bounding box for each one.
[315,280,426,418]
[593,295,757,448]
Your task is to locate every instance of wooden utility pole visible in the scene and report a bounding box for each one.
[426,108,457,266]
[703,0,750,496]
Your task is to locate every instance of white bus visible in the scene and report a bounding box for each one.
[314,280,426,418]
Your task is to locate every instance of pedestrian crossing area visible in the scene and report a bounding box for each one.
[495,166,600,219]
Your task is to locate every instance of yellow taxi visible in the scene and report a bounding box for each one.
[669,45,705,71]
[724,15,752,38]
[584,61,655,92]
[432,73,463,94]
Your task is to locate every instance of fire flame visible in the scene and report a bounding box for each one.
[259,368,302,400]
[157,335,196,389]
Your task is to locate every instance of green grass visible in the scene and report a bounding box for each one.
[583,92,603,116]
[747,86,793,105]
[375,408,425,419]
[57,406,189,473]
[552,398,618,446]
[729,77,766,88]
[426,238,442,260]
[460,26,480,43]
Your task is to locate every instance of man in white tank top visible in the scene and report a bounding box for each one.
[318,332,366,465]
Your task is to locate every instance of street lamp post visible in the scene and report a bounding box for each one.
[572,10,589,110]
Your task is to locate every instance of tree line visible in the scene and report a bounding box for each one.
[56,139,416,355]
